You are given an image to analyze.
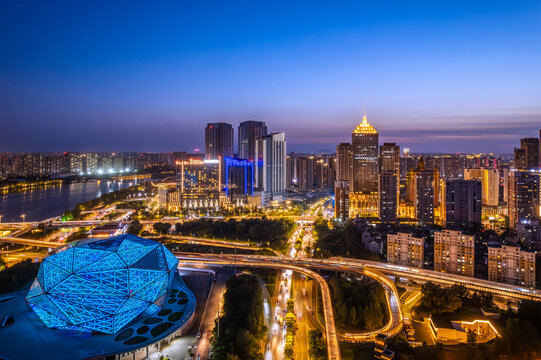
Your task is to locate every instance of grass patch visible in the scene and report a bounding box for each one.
[339,343,374,360]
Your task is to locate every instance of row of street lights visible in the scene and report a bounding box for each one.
[0,214,25,223]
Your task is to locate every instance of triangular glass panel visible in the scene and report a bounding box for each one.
[117,234,157,251]
[131,273,168,302]
[49,295,110,325]
[128,268,165,293]
[26,279,44,299]
[163,246,179,271]
[130,246,166,270]
[45,248,74,273]
[42,261,72,292]
[79,269,129,295]
[73,247,110,272]
[77,253,126,273]
[117,245,158,266]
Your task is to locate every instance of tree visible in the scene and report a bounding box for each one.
[126,220,143,235]
[285,312,297,335]
[287,299,295,313]
[153,222,172,234]
[467,329,477,344]
[308,330,327,360]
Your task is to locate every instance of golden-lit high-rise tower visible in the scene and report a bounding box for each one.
[350,112,379,217]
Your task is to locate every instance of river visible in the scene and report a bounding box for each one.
[0,180,138,223]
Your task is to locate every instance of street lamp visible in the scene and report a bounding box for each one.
[21,214,26,223]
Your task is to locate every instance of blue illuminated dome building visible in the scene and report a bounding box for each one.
[25,234,179,334]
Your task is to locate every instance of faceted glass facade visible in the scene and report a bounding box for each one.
[26,234,179,334]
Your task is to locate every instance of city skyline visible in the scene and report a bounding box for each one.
[1,1,540,153]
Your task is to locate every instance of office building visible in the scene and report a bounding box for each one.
[256,132,287,203]
[238,121,267,161]
[350,113,379,217]
[445,179,482,229]
[434,230,474,277]
[387,232,424,268]
[335,180,350,221]
[205,122,234,160]
[488,245,535,288]
[508,170,540,228]
[224,157,254,197]
[521,138,540,169]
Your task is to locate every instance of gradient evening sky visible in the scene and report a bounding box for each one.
[1,1,540,153]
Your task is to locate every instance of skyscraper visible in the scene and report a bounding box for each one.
[464,168,499,206]
[445,179,482,229]
[351,112,379,193]
[350,113,379,217]
[379,143,400,174]
[379,171,398,223]
[508,170,540,228]
[336,143,353,183]
[379,143,400,222]
[238,121,267,161]
[515,138,540,170]
[205,122,234,160]
[521,138,540,170]
[334,180,350,221]
[256,132,287,203]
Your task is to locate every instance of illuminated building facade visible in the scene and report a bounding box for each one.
[350,113,379,217]
[508,170,540,228]
[224,157,254,197]
[516,138,540,170]
[488,244,535,288]
[256,132,287,203]
[26,234,179,334]
[434,230,474,277]
[464,168,500,206]
[387,232,424,268]
[445,179,482,229]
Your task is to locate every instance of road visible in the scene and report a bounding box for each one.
[177,253,343,360]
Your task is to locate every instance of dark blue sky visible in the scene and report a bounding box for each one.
[1,1,540,153]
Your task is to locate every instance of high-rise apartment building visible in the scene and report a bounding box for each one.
[434,230,475,277]
[335,180,350,221]
[256,132,287,203]
[350,113,379,217]
[387,232,424,268]
[488,245,535,288]
[508,170,540,228]
[445,179,482,229]
[205,122,234,160]
[238,121,267,161]
[464,168,499,206]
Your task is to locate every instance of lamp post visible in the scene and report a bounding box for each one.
[21,214,26,223]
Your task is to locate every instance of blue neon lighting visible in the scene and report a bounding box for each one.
[26,234,178,334]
